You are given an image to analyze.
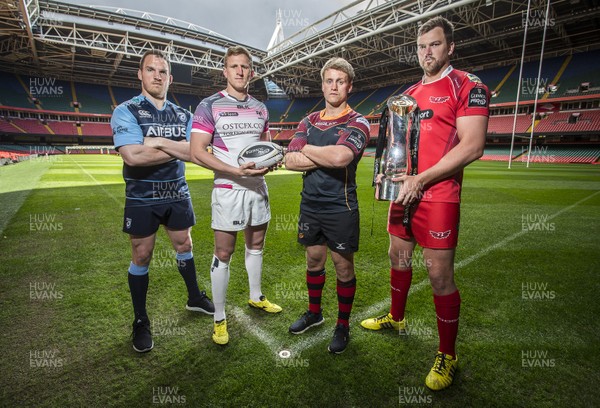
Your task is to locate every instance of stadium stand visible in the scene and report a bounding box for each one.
[264,99,291,123]
[534,110,600,133]
[480,146,522,161]
[80,122,112,137]
[476,65,513,95]
[47,121,77,136]
[519,145,600,164]
[492,56,566,104]
[75,83,113,114]
[487,114,532,134]
[0,73,33,109]
[285,97,323,122]
[552,50,600,98]
[11,119,50,135]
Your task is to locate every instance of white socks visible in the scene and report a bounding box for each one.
[210,255,229,322]
[245,247,263,302]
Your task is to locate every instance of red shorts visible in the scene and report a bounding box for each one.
[387,201,460,249]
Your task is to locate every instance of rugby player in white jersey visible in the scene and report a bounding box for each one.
[189,46,282,345]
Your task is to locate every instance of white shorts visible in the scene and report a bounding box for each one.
[211,185,271,231]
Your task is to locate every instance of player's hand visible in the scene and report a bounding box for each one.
[374,173,384,184]
[238,162,269,177]
[267,161,284,172]
[144,137,162,149]
[393,175,424,206]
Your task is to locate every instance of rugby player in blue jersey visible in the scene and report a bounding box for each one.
[111,50,214,353]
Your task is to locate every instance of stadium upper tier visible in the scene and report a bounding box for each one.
[1,50,599,119]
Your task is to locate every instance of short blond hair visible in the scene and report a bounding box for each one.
[320,57,355,83]
[224,46,253,70]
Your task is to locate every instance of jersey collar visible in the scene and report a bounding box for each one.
[320,105,352,120]
[421,65,453,84]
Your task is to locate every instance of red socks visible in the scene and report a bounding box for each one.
[390,268,412,321]
[433,290,461,357]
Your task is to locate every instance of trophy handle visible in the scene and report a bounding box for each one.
[373,105,389,186]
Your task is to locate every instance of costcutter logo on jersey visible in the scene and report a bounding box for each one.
[429,96,450,104]
[219,112,239,117]
[468,87,488,107]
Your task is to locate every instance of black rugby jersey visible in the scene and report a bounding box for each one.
[291,108,370,213]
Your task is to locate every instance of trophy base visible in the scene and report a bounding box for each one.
[375,177,401,201]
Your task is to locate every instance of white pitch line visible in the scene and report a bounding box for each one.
[231,306,281,356]
[240,190,600,358]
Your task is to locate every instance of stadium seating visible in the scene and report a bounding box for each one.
[534,110,600,133]
[552,50,600,98]
[480,146,522,161]
[264,99,291,122]
[519,145,600,163]
[11,119,50,135]
[487,114,532,134]
[285,97,323,122]
[492,56,566,104]
[80,122,112,137]
[75,83,113,114]
[0,73,33,109]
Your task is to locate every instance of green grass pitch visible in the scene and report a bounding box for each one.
[0,155,599,407]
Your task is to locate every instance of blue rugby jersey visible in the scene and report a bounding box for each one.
[111,95,192,207]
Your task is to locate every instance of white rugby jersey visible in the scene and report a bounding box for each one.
[191,90,269,190]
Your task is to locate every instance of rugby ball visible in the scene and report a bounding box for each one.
[237,141,284,169]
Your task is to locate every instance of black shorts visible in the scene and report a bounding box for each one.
[123,200,196,236]
[297,209,359,253]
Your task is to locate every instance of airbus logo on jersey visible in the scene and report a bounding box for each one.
[146,125,187,138]
[429,230,451,239]
[138,110,152,118]
[429,96,450,104]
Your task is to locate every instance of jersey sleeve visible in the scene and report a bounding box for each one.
[336,115,369,157]
[191,99,215,135]
[111,104,143,150]
[262,104,269,133]
[287,117,309,151]
[457,74,490,118]
[185,109,193,141]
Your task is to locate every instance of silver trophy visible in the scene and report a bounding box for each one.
[374,95,419,201]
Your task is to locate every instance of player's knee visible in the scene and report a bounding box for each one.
[306,256,325,270]
[335,267,355,282]
[215,248,233,263]
[174,241,192,254]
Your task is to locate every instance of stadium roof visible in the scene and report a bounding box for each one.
[0,0,599,97]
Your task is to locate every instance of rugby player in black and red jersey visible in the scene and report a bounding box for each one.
[285,57,370,354]
[360,16,489,390]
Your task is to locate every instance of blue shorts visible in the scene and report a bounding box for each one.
[122,200,196,236]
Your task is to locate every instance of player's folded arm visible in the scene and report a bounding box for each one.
[117,143,174,167]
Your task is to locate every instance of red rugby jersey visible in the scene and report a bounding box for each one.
[404,66,489,203]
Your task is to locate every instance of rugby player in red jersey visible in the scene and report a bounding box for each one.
[285,57,370,354]
[360,16,489,390]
